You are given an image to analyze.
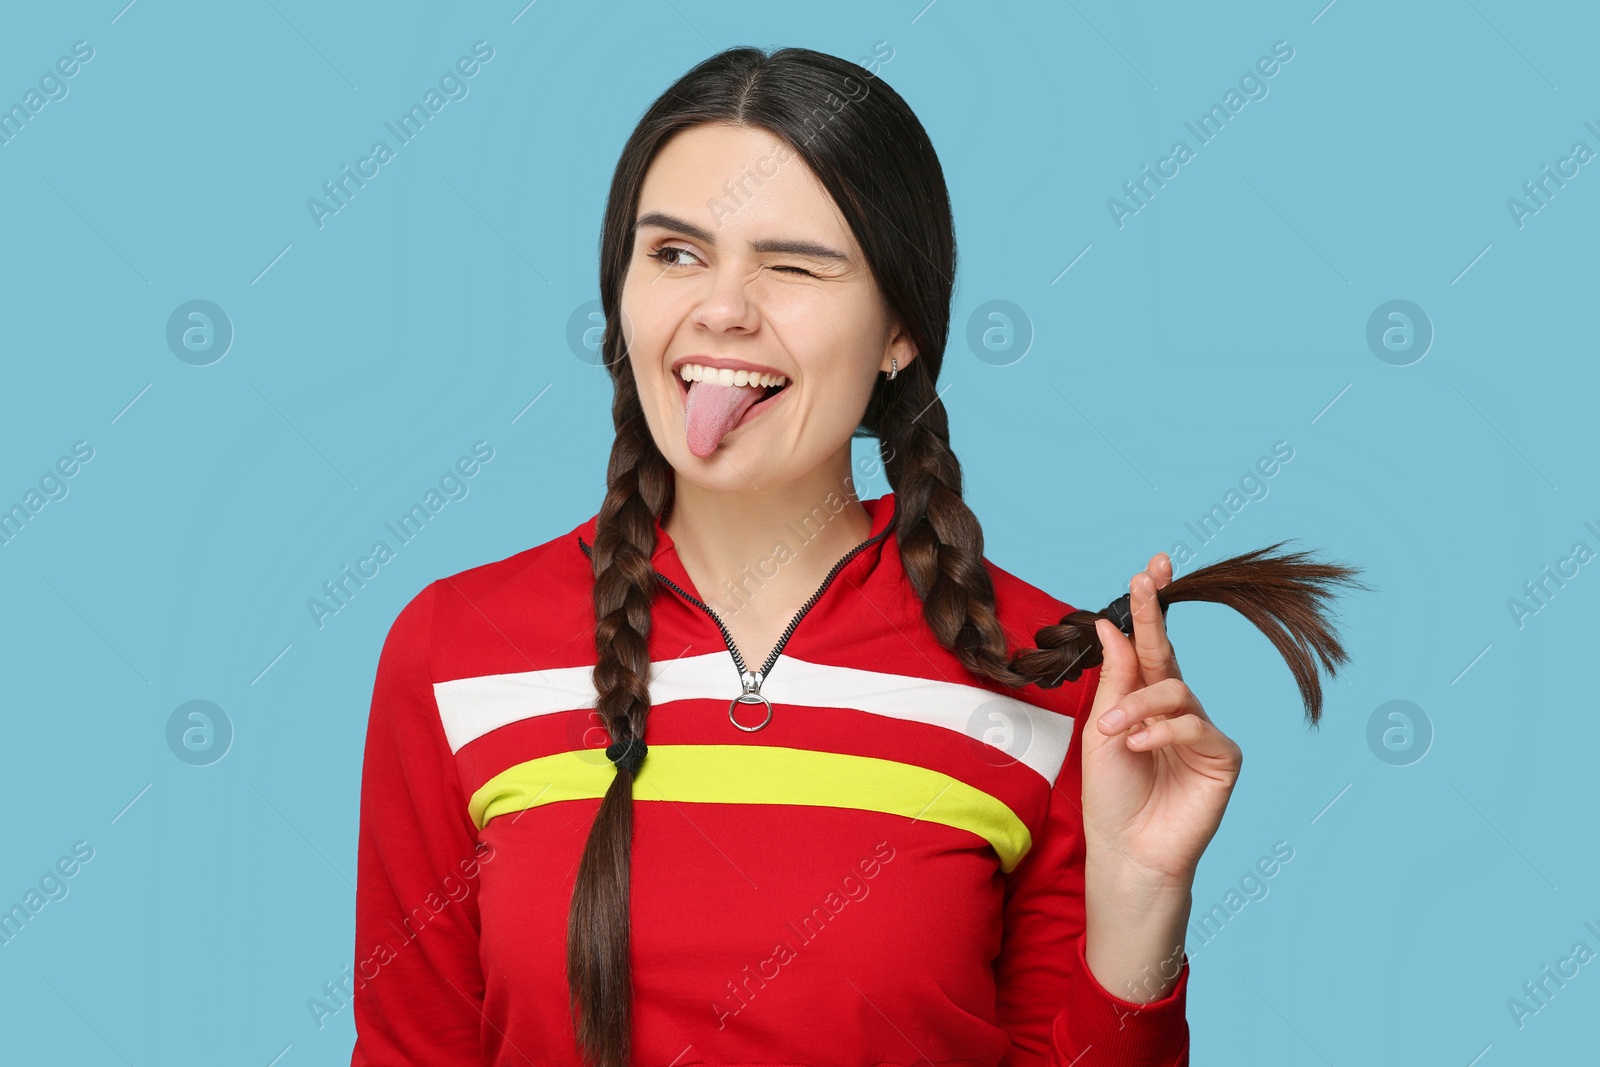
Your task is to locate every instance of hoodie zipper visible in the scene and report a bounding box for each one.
[577,501,895,731]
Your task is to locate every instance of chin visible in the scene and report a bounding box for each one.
[668,456,782,496]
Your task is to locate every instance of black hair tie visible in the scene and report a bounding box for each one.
[1101,591,1170,639]
[606,735,647,776]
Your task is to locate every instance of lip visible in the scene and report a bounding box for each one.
[668,355,790,381]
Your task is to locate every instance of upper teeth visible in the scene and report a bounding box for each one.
[677,363,788,388]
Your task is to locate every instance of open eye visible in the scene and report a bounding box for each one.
[647,244,703,269]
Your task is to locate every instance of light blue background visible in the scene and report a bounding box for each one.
[1,1,1595,1064]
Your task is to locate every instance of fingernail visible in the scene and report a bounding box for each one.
[1129,729,1149,744]
[1103,708,1126,729]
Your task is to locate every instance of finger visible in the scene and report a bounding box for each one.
[1096,677,1199,736]
[1130,569,1182,684]
[1146,551,1173,590]
[1088,617,1142,731]
[1125,712,1243,767]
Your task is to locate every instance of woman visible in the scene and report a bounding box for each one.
[350,46,1362,1067]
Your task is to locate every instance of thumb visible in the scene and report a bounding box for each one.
[1086,617,1141,731]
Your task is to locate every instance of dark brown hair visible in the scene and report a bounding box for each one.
[572,45,1366,1067]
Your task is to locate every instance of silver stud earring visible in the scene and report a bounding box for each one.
[887,357,898,380]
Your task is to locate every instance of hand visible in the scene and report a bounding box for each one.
[1081,553,1243,892]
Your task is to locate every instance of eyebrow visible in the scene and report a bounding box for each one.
[634,211,851,264]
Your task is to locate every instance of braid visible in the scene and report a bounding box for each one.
[566,361,673,1067]
[881,367,1029,689]
[879,361,1367,727]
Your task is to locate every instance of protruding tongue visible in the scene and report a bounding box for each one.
[684,379,765,457]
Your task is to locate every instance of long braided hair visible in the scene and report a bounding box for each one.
[570,46,1366,1067]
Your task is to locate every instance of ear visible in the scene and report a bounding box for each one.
[881,322,918,374]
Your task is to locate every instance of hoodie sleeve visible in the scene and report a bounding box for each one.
[350,581,489,1066]
[994,662,1192,1067]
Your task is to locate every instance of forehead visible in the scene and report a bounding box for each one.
[634,123,855,251]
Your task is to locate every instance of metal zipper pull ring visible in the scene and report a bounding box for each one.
[728,670,773,732]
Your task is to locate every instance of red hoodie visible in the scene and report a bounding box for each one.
[350,491,1190,1066]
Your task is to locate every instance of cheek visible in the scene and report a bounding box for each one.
[789,312,882,396]
[794,353,877,434]
[620,273,686,348]
[617,294,659,397]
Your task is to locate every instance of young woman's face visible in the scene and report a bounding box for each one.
[620,122,915,494]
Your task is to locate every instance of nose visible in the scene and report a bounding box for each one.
[691,265,761,334]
